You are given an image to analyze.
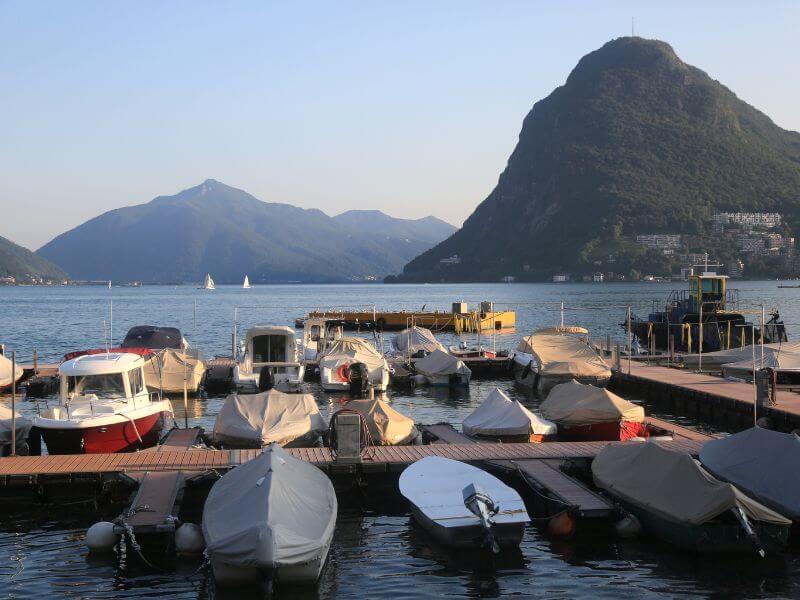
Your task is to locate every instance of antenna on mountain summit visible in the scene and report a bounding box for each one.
[631,17,635,36]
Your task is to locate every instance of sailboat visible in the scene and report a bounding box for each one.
[242,275,251,289]
[199,273,215,290]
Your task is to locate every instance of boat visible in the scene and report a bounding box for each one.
[412,349,472,387]
[448,344,497,360]
[720,344,800,386]
[628,269,787,353]
[31,352,173,454]
[0,351,23,392]
[462,388,556,442]
[0,404,32,456]
[399,456,530,550]
[391,326,445,359]
[199,273,215,290]
[234,326,305,392]
[700,427,800,524]
[203,443,337,586]
[592,442,791,554]
[677,342,800,371]
[318,337,390,392]
[120,325,205,394]
[513,327,611,393]
[300,317,343,363]
[330,396,420,446]
[212,389,326,449]
[540,380,662,441]
[242,275,251,289]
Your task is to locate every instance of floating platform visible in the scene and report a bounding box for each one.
[299,309,515,332]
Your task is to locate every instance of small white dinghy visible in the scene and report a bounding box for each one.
[399,456,529,551]
[203,443,337,587]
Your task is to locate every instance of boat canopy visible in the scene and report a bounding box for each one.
[213,390,326,447]
[680,342,800,369]
[59,352,145,376]
[0,404,32,446]
[593,442,790,526]
[541,380,644,425]
[121,326,185,350]
[700,427,800,520]
[0,354,23,388]
[338,397,419,445]
[516,333,610,379]
[391,326,445,355]
[203,444,337,569]
[413,349,471,377]
[319,337,386,372]
[462,388,556,437]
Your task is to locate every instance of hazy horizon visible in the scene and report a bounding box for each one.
[2,0,799,250]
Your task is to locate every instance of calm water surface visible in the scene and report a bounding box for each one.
[2,282,800,599]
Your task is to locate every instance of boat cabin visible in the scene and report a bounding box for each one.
[302,318,343,361]
[59,353,149,403]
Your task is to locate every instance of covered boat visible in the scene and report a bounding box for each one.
[513,330,610,393]
[234,326,305,392]
[399,456,529,550]
[121,325,205,395]
[331,397,420,446]
[679,341,800,371]
[212,390,326,448]
[413,349,471,387]
[0,352,23,392]
[720,344,800,385]
[301,318,343,362]
[0,404,32,456]
[32,353,173,454]
[318,337,390,392]
[203,443,337,586]
[700,427,800,523]
[540,380,649,441]
[462,388,556,442]
[592,442,791,554]
[391,326,445,358]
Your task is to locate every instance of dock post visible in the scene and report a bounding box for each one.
[33,349,38,374]
[755,369,768,426]
[334,413,362,464]
[606,334,611,356]
[11,351,16,457]
[614,343,621,371]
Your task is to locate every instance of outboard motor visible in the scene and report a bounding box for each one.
[258,367,274,392]
[347,362,369,397]
[462,483,500,553]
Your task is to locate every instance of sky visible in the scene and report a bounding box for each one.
[1,1,799,250]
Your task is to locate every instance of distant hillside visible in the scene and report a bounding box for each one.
[37,180,453,283]
[0,235,66,281]
[334,210,455,245]
[399,37,800,282]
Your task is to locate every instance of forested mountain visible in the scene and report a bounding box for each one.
[0,235,67,281]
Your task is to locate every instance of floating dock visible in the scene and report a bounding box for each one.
[300,309,515,332]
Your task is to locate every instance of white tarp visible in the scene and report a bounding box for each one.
[592,442,790,526]
[339,397,419,445]
[0,404,31,446]
[680,342,800,369]
[0,354,23,389]
[541,380,644,425]
[516,333,610,379]
[213,390,326,447]
[700,427,800,520]
[144,349,205,393]
[318,337,387,376]
[413,350,471,377]
[391,327,445,355]
[721,346,800,378]
[203,443,337,569]
[462,388,556,437]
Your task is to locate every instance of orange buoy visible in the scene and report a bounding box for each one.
[547,512,577,538]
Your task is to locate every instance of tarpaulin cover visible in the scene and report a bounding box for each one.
[462,388,556,437]
[391,326,445,355]
[0,404,31,445]
[680,342,800,369]
[318,337,387,376]
[202,444,337,569]
[516,333,610,379]
[721,345,800,378]
[121,325,185,349]
[144,349,205,393]
[592,442,790,526]
[700,427,800,520]
[213,390,326,447]
[339,397,419,445]
[0,354,23,388]
[413,349,471,377]
[541,380,645,425]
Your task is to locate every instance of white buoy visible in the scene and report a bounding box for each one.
[175,523,205,555]
[615,514,642,539]
[86,521,119,552]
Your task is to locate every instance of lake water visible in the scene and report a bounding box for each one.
[2,281,800,599]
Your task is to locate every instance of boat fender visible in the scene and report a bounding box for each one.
[412,374,428,386]
[615,514,641,539]
[86,521,120,553]
[336,364,350,382]
[547,512,576,538]
[175,523,205,555]
[756,417,773,430]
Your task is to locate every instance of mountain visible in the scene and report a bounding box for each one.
[333,210,455,245]
[398,37,800,282]
[37,180,454,283]
[0,235,67,281]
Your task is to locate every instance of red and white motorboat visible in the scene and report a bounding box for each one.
[32,352,173,454]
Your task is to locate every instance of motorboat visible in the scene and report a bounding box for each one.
[120,325,205,395]
[0,404,32,456]
[32,352,173,454]
[513,327,610,393]
[540,380,658,441]
[242,275,251,289]
[412,349,471,387]
[720,345,800,386]
[318,337,390,392]
[200,273,215,290]
[301,317,343,363]
[0,351,23,392]
[700,427,800,524]
[462,388,556,442]
[203,443,337,586]
[592,442,791,554]
[399,456,529,551]
[212,389,326,448]
[330,396,420,446]
[234,326,305,392]
[391,326,445,359]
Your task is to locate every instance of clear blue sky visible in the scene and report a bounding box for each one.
[1,1,798,249]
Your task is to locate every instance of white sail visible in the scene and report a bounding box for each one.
[243,275,251,289]
[204,273,215,290]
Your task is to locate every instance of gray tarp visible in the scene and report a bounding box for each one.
[203,443,337,569]
[680,342,800,369]
[700,427,800,520]
[392,326,445,355]
[541,380,644,425]
[0,404,31,446]
[413,349,471,377]
[340,397,420,445]
[462,388,556,437]
[592,442,790,526]
[213,390,326,447]
[721,346,800,379]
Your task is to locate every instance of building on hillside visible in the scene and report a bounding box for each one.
[592,272,604,283]
[552,274,569,283]
[727,260,744,278]
[501,275,515,283]
[439,255,462,266]
[712,212,782,233]
[635,234,681,252]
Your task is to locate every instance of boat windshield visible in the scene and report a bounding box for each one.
[67,373,126,398]
[252,335,288,363]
